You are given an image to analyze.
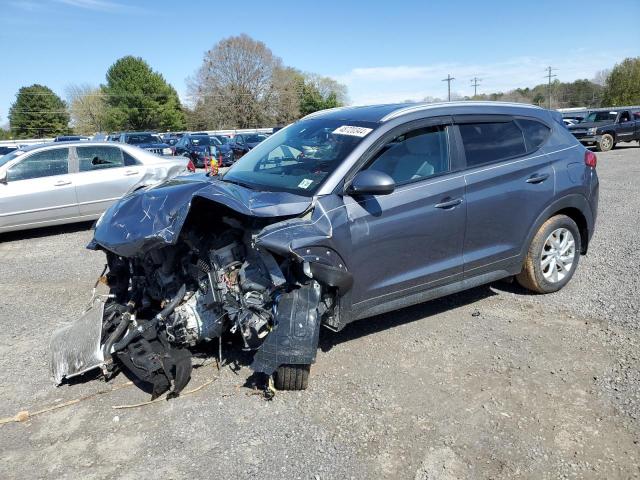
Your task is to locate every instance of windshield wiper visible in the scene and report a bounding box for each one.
[221,177,255,190]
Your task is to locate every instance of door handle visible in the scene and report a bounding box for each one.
[526,173,550,184]
[54,180,71,186]
[435,197,463,209]
[124,170,138,176]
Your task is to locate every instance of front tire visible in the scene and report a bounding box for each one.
[596,133,614,152]
[274,364,310,390]
[516,215,581,294]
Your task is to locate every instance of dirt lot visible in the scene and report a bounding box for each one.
[1,144,639,479]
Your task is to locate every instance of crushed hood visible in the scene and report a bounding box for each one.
[89,175,313,257]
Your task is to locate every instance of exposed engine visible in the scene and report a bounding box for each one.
[86,214,304,398]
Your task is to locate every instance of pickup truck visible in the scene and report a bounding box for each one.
[568,108,640,151]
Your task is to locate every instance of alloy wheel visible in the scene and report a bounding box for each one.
[540,227,576,283]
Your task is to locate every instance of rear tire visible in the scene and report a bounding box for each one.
[596,133,614,152]
[516,215,581,294]
[274,364,310,390]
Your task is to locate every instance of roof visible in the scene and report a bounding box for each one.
[303,101,545,123]
[16,141,121,152]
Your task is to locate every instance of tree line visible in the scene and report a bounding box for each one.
[3,38,639,139]
[4,34,347,139]
[423,58,640,109]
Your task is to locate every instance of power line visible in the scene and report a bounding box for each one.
[544,66,557,109]
[441,74,455,101]
[470,77,481,97]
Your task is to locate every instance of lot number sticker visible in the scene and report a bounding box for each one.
[298,179,314,189]
[332,125,373,137]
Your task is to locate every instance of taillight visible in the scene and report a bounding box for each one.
[584,150,597,168]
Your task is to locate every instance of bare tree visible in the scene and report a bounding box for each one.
[66,84,107,134]
[188,34,283,129]
[592,69,611,87]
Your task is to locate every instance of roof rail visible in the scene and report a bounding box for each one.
[380,101,542,122]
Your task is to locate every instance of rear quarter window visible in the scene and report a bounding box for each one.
[516,118,551,152]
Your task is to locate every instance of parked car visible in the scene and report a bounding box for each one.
[117,132,173,156]
[229,133,268,159]
[568,108,640,151]
[54,135,90,142]
[209,135,234,166]
[160,132,185,146]
[172,133,217,168]
[0,141,188,233]
[51,102,598,396]
[0,144,20,158]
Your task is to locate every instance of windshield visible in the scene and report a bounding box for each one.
[584,111,617,123]
[210,136,222,146]
[190,136,211,146]
[126,134,156,144]
[214,135,229,144]
[222,118,377,196]
[244,134,268,144]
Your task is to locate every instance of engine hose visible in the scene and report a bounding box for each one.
[103,313,132,359]
[112,284,186,353]
[156,284,186,321]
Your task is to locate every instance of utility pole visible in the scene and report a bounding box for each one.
[442,74,455,101]
[545,66,557,109]
[470,77,481,97]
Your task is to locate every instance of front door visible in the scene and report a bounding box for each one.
[0,147,78,231]
[343,123,466,308]
[616,111,635,142]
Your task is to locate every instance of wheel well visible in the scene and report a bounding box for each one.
[553,207,589,254]
[602,130,615,139]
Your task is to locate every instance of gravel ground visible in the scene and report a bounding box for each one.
[1,144,639,479]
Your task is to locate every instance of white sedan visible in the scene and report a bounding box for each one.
[0,141,189,233]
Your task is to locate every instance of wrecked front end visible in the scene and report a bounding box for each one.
[50,176,344,398]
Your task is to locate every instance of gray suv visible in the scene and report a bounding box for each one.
[52,102,599,397]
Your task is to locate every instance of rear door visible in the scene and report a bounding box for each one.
[0,147,78,230]
[456,115,554,277]
[73,145,144,216]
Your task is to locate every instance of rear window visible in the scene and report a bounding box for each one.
[190,136,211,146]
[458,121,526,167]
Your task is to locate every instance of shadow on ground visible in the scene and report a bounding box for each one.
[0,221,94,242]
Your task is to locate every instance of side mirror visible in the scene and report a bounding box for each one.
[0,170,7,184]
[346,170,395,196]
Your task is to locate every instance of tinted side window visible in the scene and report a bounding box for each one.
[8,148,69,181]
[366,126,450,185]
[459,121,526,167]
[517,119,550,152]
[77,146,124,171]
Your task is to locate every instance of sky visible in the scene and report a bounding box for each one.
[1,0,639,125]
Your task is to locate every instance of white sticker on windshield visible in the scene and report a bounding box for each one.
[332,125,373,137]
[298,179,314,189]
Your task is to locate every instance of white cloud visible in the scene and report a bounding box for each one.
[55,0,129,12]
[336,53,630,105]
